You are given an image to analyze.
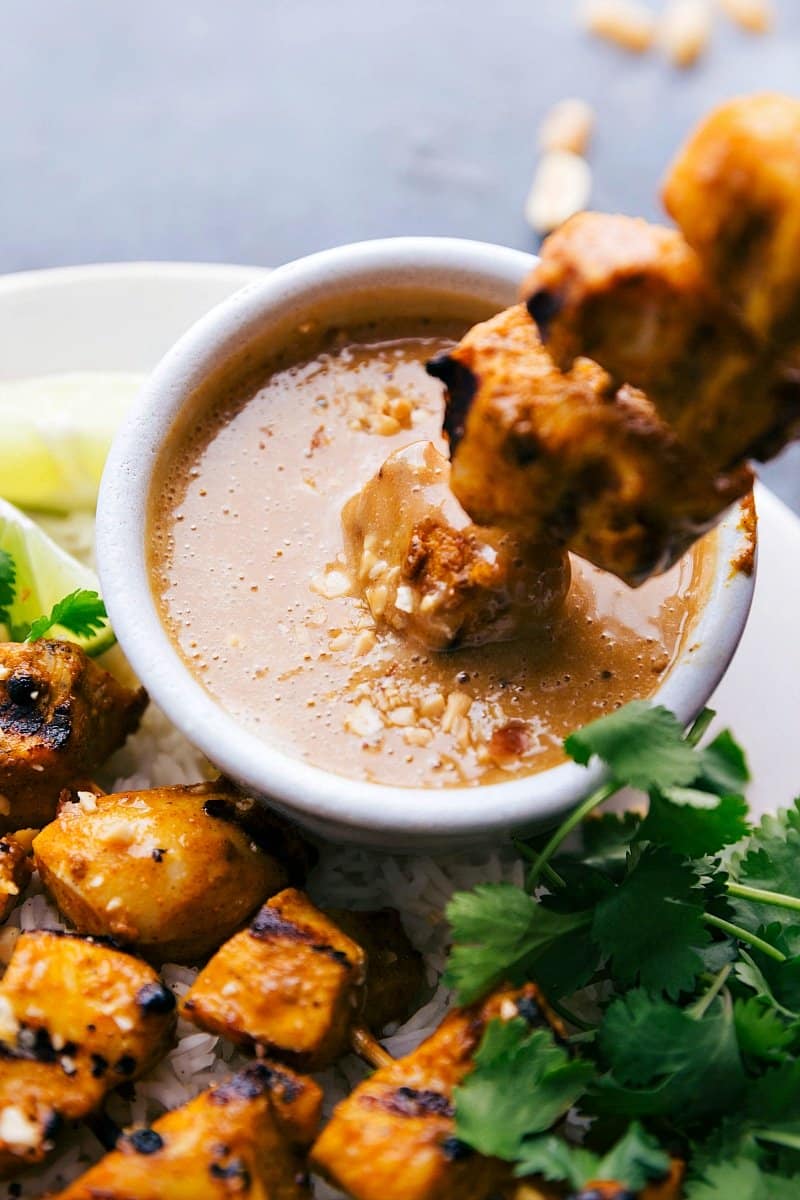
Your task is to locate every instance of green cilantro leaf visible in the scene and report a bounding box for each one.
[25,588,107,643]
[568,811,642,880]
[591,847,711,997]
[453,1018,593,1159]
[697,729,750,794]
[564,702,698,790]
[685,1158,794,1200]
[734,996,798,1065]
[730,804,800,939]
[444,884,590,1004]
[516,1123,671,1191]
[0,549,16,627]
[592,990,746,1123]
[637,789,749,858]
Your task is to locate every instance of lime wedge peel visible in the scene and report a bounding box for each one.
[0,496,115,657]
[0,371,144,512]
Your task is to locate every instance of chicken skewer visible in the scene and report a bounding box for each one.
[0,930,176,1176]
[311,982,560,1200]
[46,1060,323,1200]
[428,93,800,588]
[181,887,423,1072]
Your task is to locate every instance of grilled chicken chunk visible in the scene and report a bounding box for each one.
[523,213,796,469]
[311,983,561,1200]
[664,93,800,351]
[0,640,147,833]
[49,1060,322,1199]
[431,305,750,584]
[33,781,309,963]
[0,930,175,1176]
[181,889,423,1070]
[0,836,32,922]
[343,441,570,648]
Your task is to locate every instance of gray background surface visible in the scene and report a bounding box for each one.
[1,0,798,508]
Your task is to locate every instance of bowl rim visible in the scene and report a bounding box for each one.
[97,235,757,844]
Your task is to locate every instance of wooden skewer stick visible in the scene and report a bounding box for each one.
[350,1023,394,1069]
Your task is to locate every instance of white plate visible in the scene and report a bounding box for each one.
[0,262,795,818]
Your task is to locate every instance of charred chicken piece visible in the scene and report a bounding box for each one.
[523,213,795,468]
[431,305,751,585]
[343,441,570,649]
[48,1060,322,1199]
[181,889,423,1070]
[0,836,32,922]
[0,930,175,1176]
[664,93,800,351]
[0,640,147,833]
[33,781,309,963]
[182,888,366,1070]
[311,983,561,1200]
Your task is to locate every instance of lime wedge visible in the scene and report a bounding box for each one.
[0,496,115,656]
[0,371,144,512]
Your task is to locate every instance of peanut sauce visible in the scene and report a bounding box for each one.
[150,311,713,789]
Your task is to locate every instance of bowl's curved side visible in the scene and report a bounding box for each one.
[98,237,757,851]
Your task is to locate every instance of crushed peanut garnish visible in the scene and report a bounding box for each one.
[537,97,595,155]
[580,0,657,52]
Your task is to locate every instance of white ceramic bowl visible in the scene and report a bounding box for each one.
[97,237,756,851]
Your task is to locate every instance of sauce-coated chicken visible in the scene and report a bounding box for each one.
[49,1060,322,1199]
[181,889,422,1070]
[0,836,32,922]
[343,441,570,648]
[311,983,560,1200]
[0,930,175,1175]
[33,781,308,963]
[429,306,749,584]
[0,640,146,833]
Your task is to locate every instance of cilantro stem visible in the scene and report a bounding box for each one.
[685,707,715,747]
[513,840,566,890]
[703,914,787,963]
[726,881,800,915]
[525,780,619,891]
[688,964,731,1020]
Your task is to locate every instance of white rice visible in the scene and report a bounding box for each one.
[6,701,521,1198]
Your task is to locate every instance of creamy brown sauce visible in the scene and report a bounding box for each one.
[150,315,713,789]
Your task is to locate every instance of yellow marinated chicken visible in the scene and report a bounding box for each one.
[0,640,147,832]
[182,888,423,1070]
[0,835,32,922]
[0,930,175,1176]
[343,441,570,649]
[522,213,794,469]
[431,305,751,585]
[33,780,310,963]
[49,1060,322,1200]
[311,983,561,1200]
[664,93,800,351]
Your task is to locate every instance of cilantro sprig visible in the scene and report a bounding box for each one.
[0,549,108,651]
[24,588,108,643]
[448,701,800,1193]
